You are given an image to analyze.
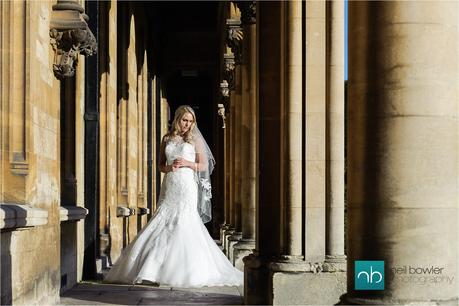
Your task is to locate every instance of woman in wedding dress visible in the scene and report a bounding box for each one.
[104,105,243,287]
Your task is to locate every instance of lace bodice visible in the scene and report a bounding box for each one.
[165,139,196,166]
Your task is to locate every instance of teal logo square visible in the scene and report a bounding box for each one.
[355,260,384,290]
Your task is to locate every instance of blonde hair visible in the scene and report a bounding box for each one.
[167,105,197,142]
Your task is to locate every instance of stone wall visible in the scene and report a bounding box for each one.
[1,1,63,304]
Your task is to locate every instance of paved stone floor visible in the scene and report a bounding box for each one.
[59,282,244,305]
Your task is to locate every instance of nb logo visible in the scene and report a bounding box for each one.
[355,260,385,290]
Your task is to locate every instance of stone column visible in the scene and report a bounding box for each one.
[345,1,458,304]
[283,0,303,259]
[126,13,138,242]
[219,109,230,241]
[304,0,326,264]
[227,65,242,262]
[228,65,243,263]
[243,2,283,304]
[324,0,346,271]
[233,21,257,271]
[219,112,230,240]
[222,93,236,255]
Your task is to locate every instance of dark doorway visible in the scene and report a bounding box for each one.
[165,71,214,147]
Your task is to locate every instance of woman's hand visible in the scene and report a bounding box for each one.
[169,164,180,172]
[173,157,192,169]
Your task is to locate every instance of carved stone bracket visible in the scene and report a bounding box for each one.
[224,53,236,90]
[226,19,243,65]
[219,80,230,122]
[220,80,230,104]
[217,103,227,129]
[49,0,97,79]
[233,1,256,25]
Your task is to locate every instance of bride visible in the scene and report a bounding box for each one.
[104,105,243,287]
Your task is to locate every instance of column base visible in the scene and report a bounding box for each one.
[233,239,255,270]
[222,227,235,256]
[339,293,459,306]
[219,223,230,244]
[323,254,347,272]
[243,253,270,305]
[244,254,347,305]
[269,257,346,305]
[228,231,242,263]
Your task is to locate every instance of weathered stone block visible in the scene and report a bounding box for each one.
[272,271,346,305]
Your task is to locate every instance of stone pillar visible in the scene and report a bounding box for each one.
[219,112,231,242]
[228,65,243,263]
[304,0,326,264]
[324,0,346,271]
[243,2,283,304]
[344,1,458,304]
[126,13,138,243]
[3,0,29,203]
[233,21,257,271]
[267,2,310,302]
[222,93,236,255]
[283,0,303,259]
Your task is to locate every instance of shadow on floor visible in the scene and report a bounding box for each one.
[59,282,243,305]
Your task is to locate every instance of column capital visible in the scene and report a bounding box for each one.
[49,0,97,79]
[226,19,243,65]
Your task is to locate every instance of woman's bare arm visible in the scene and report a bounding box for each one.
[158,136,173,173]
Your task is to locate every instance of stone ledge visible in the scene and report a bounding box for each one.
[137,207,150,215]
[60,206,88,222]
[0,203,48,230]
[116,206,135,217]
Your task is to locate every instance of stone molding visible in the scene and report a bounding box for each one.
[49,0,97,79]
[137,207,150,215]
[59,205,88,222]
[0,204,48,230]
[269,256,326,274]
[228,231,243,241]
[323,254,347,272]
[116,206,135,217]
[233,238,255,250]
[222,227,236,254]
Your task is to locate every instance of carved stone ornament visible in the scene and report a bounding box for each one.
[226,19,243,65]
[49,0,97,79]
[217,103,227,129]
[233,1,256,25]
[224,53,236,90]
[220,80,230,100]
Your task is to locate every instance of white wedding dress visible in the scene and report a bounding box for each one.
[104,140,243,287]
